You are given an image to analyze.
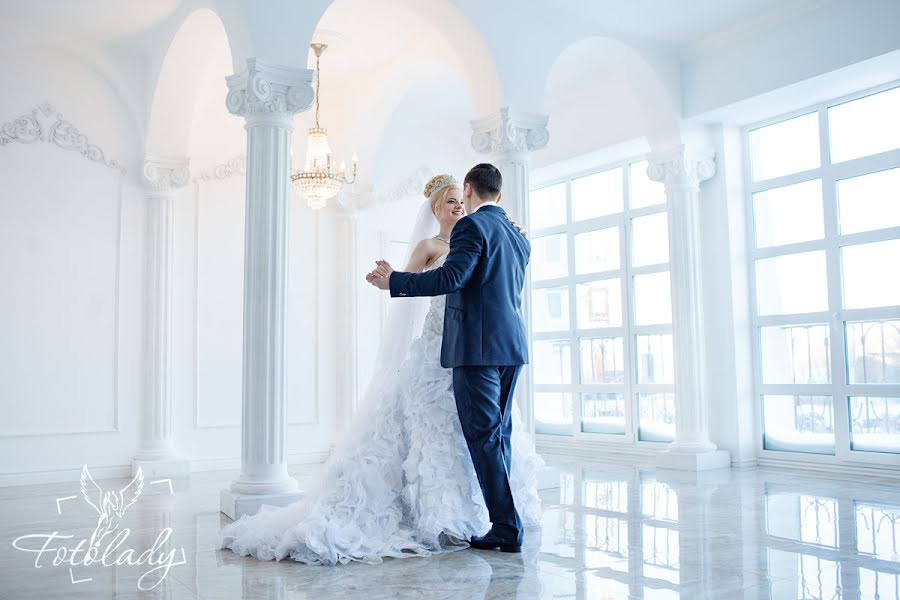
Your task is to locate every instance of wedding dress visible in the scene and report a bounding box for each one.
[218,254,543,565]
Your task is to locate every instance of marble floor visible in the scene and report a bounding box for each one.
[2,455,899,599]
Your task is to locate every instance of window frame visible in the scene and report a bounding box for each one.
[742,80,900,468]
[530,154,675,447]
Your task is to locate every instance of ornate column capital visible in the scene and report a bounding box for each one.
[225,58,315,120]
[142,156,190,192]
[647,145,716,189]
[470,106,549,161]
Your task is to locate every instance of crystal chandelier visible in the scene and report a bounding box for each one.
[291,43,358,210]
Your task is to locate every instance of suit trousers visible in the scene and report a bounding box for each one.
[452,365,523,543]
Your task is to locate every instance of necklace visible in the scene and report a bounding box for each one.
[435,236,450,244]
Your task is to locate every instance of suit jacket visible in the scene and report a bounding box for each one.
[389,204,531,368]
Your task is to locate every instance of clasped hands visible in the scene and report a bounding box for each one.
[366,260,394,290]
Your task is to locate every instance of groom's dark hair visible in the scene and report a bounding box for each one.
[464,163,502,199]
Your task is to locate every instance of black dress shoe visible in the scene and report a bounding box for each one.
[469,531,522,553]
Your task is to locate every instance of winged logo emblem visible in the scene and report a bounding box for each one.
[79,465,144,543]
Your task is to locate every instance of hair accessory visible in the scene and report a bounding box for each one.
[423,174,459,198]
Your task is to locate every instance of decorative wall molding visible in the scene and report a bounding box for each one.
[288,209,321,427]
[335,207,359,423]
[368,164,433,208]
[0,102,126,172]
[470,106,550,160]
[0,450,333,487]
[3,169,124,440]
[0,463,133,488]
[0,159,124,441]
[192,154,246,183]
[191,181,320,430]
[225,59,315,118]
[143,156,191,192]
[192,181,242,431]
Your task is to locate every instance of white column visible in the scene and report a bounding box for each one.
[335,205,359,431]
[648,145,730,471]
[470,106,549,436]
[133,157,191,479]
[219,58,315,519]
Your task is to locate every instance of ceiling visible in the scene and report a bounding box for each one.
[0,0,182,42]
[552,0,795,46]
[0,0,809,51]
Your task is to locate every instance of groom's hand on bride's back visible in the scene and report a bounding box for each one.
[365,260,394,290]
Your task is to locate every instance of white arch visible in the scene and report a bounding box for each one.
[328,58,474,181]
[543,37,682,150]
[145,8,233,158]
[312,0,502,116]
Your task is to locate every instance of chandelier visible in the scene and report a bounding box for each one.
[291,43,358,210]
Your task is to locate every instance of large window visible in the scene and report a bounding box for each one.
[746,84,900,461]
[530,160,673,443]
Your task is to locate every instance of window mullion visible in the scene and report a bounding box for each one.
[623,166,638,442]
[820,104,852,459]
[567,179,581,435]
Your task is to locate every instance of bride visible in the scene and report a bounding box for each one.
[218,174,543,565]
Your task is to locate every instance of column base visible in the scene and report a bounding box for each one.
[131,457,190,479]
[656,448,730,472]
[220,488,304,520]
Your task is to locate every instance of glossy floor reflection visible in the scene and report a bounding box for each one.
[2,455,900,599]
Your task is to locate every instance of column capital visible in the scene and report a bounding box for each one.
[142,156,190,192]
[647,145,716,189]
[225,58,315,119]
[470,106,549,160]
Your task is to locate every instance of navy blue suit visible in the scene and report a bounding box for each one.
[390,204,530,543]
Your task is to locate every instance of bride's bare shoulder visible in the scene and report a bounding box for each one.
[406,237,443,272]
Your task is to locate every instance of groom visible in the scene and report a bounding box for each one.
[367,163,530,552]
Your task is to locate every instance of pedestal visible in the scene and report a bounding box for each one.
[656,448,731,472]
[219,489,305,521]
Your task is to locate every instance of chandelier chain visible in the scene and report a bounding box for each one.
[315,51,321,128]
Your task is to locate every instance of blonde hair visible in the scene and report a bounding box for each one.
[423,174,460,215]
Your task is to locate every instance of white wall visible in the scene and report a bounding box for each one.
[0,47,144,484]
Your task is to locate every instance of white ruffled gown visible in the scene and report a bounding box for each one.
[218,255,543,565]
